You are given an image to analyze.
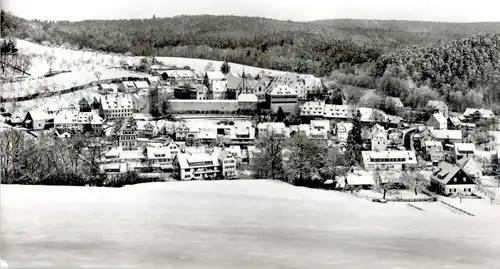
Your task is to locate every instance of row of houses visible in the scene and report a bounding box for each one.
[101,141,241,181]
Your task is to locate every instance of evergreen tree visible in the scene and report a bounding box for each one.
[203,72,209,88]
[220,59,230,75]
[276,107,286,122]
[345,113,363,166]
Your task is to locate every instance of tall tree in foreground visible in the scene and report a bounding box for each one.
[402,169,429,196]
[319,147,348,189]
[253,133,285,180]
[285,133,324,186]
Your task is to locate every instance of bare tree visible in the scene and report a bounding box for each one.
[253,133,285,179]
[94,70,102,83]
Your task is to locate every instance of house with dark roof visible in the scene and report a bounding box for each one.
[431,162,476,196]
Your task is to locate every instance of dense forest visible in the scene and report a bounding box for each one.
[5,12,500,111]
[6,13,500,77]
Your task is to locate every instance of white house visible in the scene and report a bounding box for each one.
[371,133,388,152]
[453,143,476,161]
[118,81,138,93]
[23,110,54,130]
[218,150,238,179]
[336,122,353,143]
[54,111,103,132]
[361,150,418,170]
[173,153,220,180]
[427,113,447,130]
[309,120,330,139]
[145,142,181,171]
[257,122,289,137]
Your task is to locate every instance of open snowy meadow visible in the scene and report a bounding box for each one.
[1,180,499,269]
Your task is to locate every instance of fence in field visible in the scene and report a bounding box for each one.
[440,201,475,216]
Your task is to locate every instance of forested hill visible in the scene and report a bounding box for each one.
[6,12,500,76]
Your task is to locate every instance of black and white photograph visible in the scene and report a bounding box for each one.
[1,0,500,268]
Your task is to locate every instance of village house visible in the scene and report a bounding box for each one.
[300,101,325,117]
[463,108,495,120]
[42,103,60,115]
[174,122,190,141]
[206,71,226,83]
[133,80,150,91]
[116,120,138,150]
[371,133,388,151]
[299,74,323,99]
[136,120,158,139]
[23,109,54,130]
[101,147,147,174]
[453,143,476,162]
[309,120,331,139]
[420,128,463,145]
[323,104,356,119]
[173,153,221,180]
[145,142,181,172]
[218,150,238,179]
[426,113,447,130]
[54,110,103,132]
[229,122,256,145]
[196,128,218,144]
[291,79,307,100]
[237,94,258,112]
[210,80,228,100]
[423,140,445,163]
[195,84,210,100]
[361,150,418,170]
[336,122,353,143]
[98,83,117,94]
[265,84,298,114]
[427,100,449,118]
[431,161,477,196]
[161,70,197,85]
[118,81,138,93]
[100,93,135,120]
[257,122,290,137]
[457,157,483,179]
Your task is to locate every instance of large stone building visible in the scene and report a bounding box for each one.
[265,84,298,114]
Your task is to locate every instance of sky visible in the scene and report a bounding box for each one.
[3,0,500,22]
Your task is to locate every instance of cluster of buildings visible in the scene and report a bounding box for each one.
[5,59,499,198]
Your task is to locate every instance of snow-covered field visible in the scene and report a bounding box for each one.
[16,39,285,78]
[1,180,499,269]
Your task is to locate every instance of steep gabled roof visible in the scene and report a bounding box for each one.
[433,162,461,185]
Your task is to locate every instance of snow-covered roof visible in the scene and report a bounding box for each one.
[463,108,495,119]
[237,94,258,103]
[429,129,462,140]
[27,110,53,121]
[346,173,375,186]
[101,94,134,110]
[361,150,417,165]
[266,84,297,96]
[324,104,355,119]
[134,81,150,89]
[454,143,476,153]
[430,113,447,125]
[206,71,225,81]
[300,101,325,117]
